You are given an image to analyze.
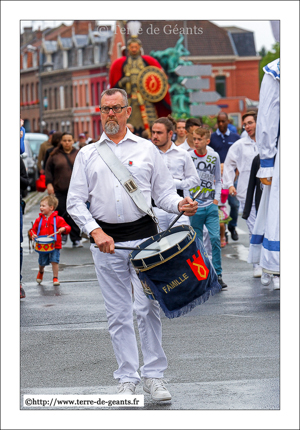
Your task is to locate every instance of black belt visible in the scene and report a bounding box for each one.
[90,215,157,243]
[152,189,183,208]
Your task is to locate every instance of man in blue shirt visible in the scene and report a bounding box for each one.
[210,112,240,240]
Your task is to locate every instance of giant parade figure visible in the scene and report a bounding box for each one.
[109,21,172,135]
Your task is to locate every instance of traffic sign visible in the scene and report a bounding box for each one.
[175,65,212,77]
[182,78,210,90]
[189,91,221,103]
[190,104,220,116]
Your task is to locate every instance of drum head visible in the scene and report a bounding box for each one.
[130,225,196,271]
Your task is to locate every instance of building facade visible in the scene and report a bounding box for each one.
[20,21,113,138]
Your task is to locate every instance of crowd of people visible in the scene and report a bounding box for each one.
[20,64,280,402]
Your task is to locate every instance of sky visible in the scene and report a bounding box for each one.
[20,20,277,53]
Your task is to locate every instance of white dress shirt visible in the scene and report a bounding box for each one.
[223,134,258,204]
[67,129,182,236]
[155,142,199,191]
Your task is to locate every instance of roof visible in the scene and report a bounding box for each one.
[226,29,257,56]
[134,20,235,57]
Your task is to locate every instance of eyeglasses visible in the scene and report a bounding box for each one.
[99,105,128,114]
[243,121,255,127]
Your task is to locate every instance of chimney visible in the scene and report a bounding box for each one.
[36,26,42,40]
[22,27,33,45]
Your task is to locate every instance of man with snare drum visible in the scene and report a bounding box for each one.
[67,88,197,401]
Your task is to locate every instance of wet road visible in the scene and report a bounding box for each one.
[20,198,280,412]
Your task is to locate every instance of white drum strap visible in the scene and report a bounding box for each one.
[95,141,158,225]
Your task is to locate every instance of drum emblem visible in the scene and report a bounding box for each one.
[186,250,209,281]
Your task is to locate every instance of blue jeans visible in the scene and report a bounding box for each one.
[228,179,240,228]
[191,204,222,276]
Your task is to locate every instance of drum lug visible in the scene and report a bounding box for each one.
[159,253,164,262]
[142,259,147,269]
[177,244,181,251]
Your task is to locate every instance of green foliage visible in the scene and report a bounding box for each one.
[259,43,280,84]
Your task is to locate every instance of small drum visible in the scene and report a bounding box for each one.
[34,236,55,254]
[130,225,221,318]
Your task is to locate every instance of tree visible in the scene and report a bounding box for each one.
[259,42,280,84]
[258,46,267,58]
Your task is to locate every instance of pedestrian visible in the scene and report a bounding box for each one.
[84,130,93,144]
[176,117,201,152]
[45,132,82,247]
[218,163,231,248]
[126,123,135,133]
[248,58,280,289]
[37,130,56,172]
[189,127,227,289]
[30,195,71,286]
[20,156,30,298]
[43,131,63,171]
[209,112,241,241]
[151,116,199,230]
[222,111,261,277]
[227,117,237,133]
[174,119,187,146]
[67,88,198,401]
[20,118,25,155]
[73,133,87,150]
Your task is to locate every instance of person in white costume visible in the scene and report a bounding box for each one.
[176,117,201,152]
[151,116,199,230]
[247,58,280,289]
[223,111,261,277]
[67,88,198,401]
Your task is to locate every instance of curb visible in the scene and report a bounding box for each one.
[24,190,47,213]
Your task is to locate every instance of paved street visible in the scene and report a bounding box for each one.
[20,195,280,411]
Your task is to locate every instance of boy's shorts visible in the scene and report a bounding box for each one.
[38,249,60,266]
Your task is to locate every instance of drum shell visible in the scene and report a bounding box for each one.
[130,226,221,318]
[34,236,55,254]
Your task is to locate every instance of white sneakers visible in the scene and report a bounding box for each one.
[261,272,272,286]
[117,378,172,401]
[272,276,280,290]
[117,382,136,395]
[143,378,172,401]
[253,265,263,278]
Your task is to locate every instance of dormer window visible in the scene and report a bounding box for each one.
[78,49,82,66]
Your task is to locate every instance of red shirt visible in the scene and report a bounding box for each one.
[30,211,71,249]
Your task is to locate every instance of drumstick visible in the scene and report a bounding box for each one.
[47,231,58,237]
[94,245,160,252]
[157,188,202,243]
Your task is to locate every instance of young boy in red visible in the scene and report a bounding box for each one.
[30,195,71,286]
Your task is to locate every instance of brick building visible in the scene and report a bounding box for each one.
[20,21,113,138]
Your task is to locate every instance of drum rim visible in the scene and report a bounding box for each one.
[34,235,55,244]
[130,225,196,272]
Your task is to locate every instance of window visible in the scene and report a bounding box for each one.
[215,76,226,98]
[85,84,89,105]
[74,85,78,107]
[78,49,83,66]
[49,88,52,110]
[54,88,58,109]
[26,84,30,102]
[97,82,100,106]
[21,85,24,103]
[60,86,65,110]
[91,83,95,106]
[31,83,35,101]
[23,53,27,69]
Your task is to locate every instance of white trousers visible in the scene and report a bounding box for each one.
[240,199,259,269]
[91,240,167,384]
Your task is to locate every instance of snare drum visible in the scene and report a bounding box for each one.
[34,236,55,254]
[130,225,221,318]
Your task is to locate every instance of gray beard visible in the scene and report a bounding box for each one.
[105,121,119,135]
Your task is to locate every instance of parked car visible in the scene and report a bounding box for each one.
[24,132,48,158]
[21,140,39,192]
